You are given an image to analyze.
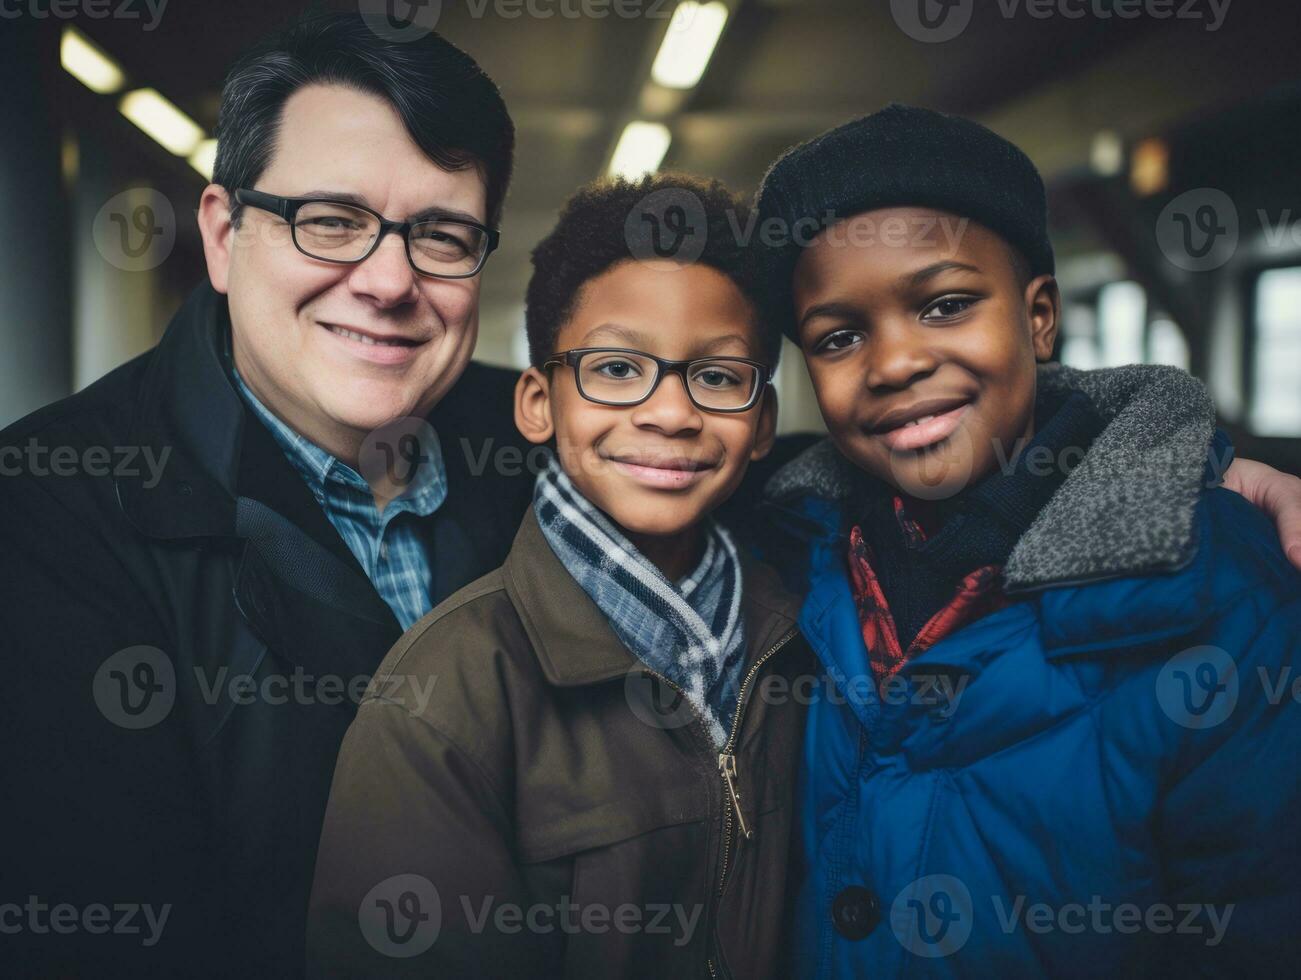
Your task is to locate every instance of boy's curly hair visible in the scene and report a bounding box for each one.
[524,173,781,368]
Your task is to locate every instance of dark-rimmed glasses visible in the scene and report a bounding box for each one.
[233,188,499,279]
[543,348,771,413]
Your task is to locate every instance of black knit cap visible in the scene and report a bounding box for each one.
[755,103,1055,341]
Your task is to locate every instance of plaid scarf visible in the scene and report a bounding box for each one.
[533,456,747,747]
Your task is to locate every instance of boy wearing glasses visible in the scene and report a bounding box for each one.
[307,175,816,978]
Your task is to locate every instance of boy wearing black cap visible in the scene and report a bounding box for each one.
[756,105,1301,977]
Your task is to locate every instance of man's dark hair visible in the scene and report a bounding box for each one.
[525,173,780,368]
[213,12,514,227]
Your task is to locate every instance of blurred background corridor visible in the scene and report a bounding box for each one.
[3,0,1298,472]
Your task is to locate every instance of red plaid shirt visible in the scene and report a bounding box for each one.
[848,497,1014,685]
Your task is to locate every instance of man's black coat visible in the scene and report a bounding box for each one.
[0,282,814,977]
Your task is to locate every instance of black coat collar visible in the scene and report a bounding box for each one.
[114,280,394,571]
[117,282,244,540]
[114,285,403,694]
[108,281,535,748]
[115,281,532,627]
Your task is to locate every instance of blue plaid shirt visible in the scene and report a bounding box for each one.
[231,371,447,630]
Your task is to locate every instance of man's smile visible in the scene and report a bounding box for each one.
[319,320,427,365]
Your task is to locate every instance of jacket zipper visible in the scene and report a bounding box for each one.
[714,625,799,895]
[640,625,801,980]
[706,625,801,980]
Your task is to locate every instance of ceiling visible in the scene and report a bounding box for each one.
[61,0,1301,361]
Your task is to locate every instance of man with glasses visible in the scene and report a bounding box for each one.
[0,14,523,978]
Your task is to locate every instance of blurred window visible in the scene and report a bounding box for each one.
[1060,302,1099,370]
[1060,280,1189,371]
[1097,281,1146,367]
[1148,317,1191,371]
[1250,267,1301,436]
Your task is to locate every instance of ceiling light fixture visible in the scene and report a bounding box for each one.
[608,121,672,178]
[61,26,125,94]
[651,1,730,90]
[118,88,205,157]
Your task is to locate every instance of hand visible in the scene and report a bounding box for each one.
[1223,458,1301,570]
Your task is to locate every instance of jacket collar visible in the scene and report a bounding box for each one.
[503,506,802,688]
[796,495,1221,735]
[764,363,1223,593]
[117,282,244,540]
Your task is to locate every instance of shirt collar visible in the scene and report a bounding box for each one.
[228,361,446,519]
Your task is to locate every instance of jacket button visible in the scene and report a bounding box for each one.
[832,885,881,940]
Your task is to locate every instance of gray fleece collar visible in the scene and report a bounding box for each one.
[764,364,1221,592]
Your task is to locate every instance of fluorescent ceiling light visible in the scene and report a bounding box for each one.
[189,138,218,180]
[608,121,672,179]
[119,88,206,157]
[651,1,729,90]
[61,26,124,94]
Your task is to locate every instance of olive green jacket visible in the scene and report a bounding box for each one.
[307,506,814,979]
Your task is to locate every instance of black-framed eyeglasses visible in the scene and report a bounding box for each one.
[233,188,500,280]
[543,348,771,413]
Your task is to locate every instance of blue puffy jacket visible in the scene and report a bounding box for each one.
[761,366,1301,979]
